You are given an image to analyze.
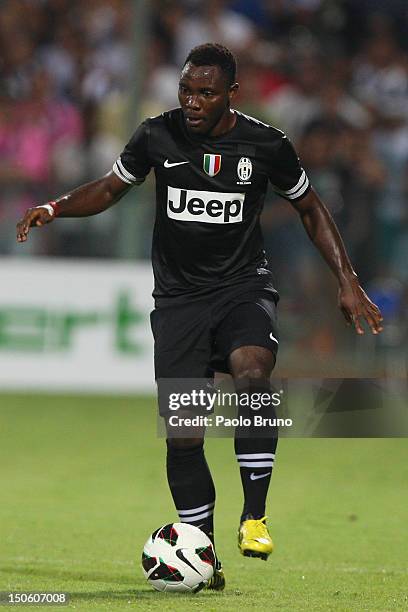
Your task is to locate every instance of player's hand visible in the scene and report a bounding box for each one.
[16,205,55,243]
[338,276,383,335]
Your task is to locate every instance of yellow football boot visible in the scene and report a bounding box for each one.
[238,516,274,561]
[205,558,225,591]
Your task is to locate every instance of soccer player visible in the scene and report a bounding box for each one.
[17,43,383,591]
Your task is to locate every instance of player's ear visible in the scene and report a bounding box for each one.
[228,82,239,102]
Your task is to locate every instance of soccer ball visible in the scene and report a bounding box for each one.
[141,522,215,593]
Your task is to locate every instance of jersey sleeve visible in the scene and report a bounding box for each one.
[267,135,310,202]
[112,121,152,185]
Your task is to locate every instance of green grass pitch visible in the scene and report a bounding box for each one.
[0,394,407,611]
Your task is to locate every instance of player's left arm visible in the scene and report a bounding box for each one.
[291,188,383,335]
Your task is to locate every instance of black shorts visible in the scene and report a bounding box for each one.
[151,285,279,395]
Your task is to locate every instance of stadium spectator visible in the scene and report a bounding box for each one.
[352,34,408,271]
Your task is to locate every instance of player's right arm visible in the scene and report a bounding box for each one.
[16,172,130,243]
[17,119,152,243]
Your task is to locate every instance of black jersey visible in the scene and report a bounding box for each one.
[113,108,310,303]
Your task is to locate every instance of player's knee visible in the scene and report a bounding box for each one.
[234,366,266,381]
[229,346,276,381]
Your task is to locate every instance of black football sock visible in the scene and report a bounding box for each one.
[234,436,278,522]
[166,440,216,545]
[234,379,279,523]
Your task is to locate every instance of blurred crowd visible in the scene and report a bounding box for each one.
[1,0,407,373]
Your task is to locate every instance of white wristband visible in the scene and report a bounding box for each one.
[37,204,55,217]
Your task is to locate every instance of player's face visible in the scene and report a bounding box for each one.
[178,63,238,136]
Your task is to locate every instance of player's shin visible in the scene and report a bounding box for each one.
[166,439,216,545]
[234,380,279,522]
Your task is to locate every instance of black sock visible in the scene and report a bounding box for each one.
[166,440,215,545]
[234,436,278,522]
[234,379,279,522]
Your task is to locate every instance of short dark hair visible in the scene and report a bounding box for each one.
[184,43,237,86]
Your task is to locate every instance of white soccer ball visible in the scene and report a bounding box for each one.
[141,522,215,593]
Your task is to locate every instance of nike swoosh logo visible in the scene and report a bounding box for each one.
[164,159,189,168]
[250,471,271,481]
[175,548,202,575]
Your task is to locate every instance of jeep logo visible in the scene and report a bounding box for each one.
[167,187,245,224]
